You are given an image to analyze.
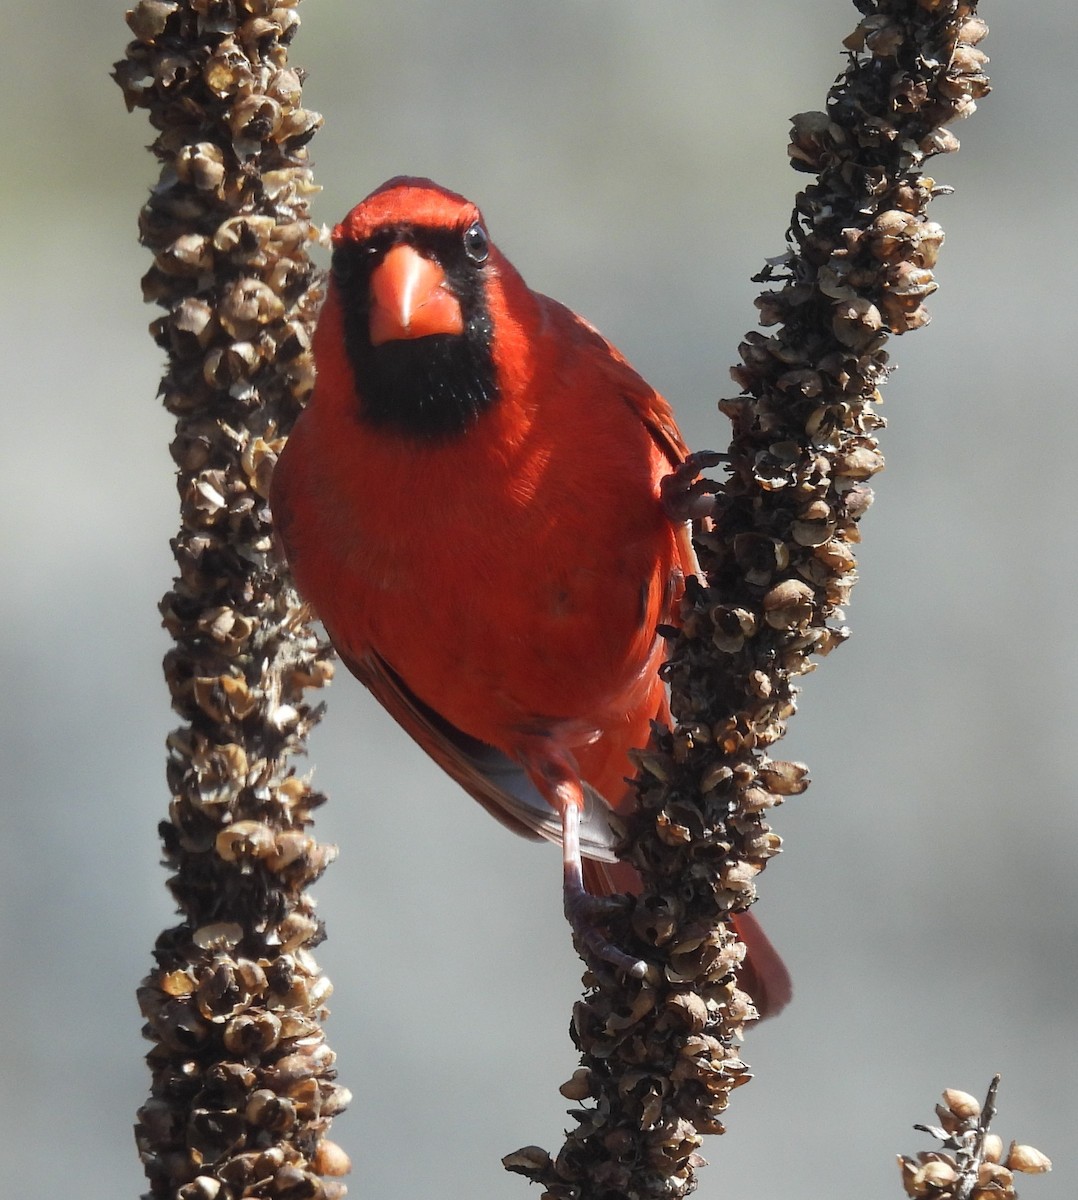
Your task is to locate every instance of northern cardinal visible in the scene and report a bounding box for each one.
[271,177,790,1017]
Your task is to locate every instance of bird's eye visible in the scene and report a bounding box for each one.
[462,222,489,265]
[364,231,393,258]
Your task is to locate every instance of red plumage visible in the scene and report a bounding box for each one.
[271,177,789,1017]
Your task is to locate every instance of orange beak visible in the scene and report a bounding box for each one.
[368,242,464,346]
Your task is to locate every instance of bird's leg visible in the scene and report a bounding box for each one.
[564,805,648,978]
[524,744,647,978]
[675,520,703,583]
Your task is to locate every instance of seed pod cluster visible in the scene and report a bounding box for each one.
[115,3,343,1197]
[898,1080,1051,1200]
[508,4,988,1198]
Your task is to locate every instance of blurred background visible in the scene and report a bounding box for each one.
[3,1,1076,1197]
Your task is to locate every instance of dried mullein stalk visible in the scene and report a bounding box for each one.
[899,1079,1051,1200]
[507,2,990,1197]
[114,3,346,1197]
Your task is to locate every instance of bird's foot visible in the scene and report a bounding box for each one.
[523,742,651,978]
[660,449,729,523]
[563,874,647,978]
[560,799,647,977]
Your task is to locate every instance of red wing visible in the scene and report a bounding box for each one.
[544,297,690,472]
[338,645,624,862]
[553,304,695,584]
[622,376,690,473]
[609,349,700,583]
[585,327,689,468]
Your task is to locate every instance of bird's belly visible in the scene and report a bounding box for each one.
[338,530,670,752]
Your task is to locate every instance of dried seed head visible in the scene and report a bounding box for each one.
[732,533,789,585]
[791,499,836,546]
[175,141,227,191]
[832,297,884,350]
[814,537,857,574]
[865,18,904,57]
[218,277,286,338]
[177,1177,222,1200]
[502,1146,554,1175]
[917,1159,958,1191]
[245,1087,297,1133]
[267,829,315,870]
[834,444,884,480]
[982,1134,1004,1164]
[313,1138,352,1177]
[710,605,758,653]
[942,1088,982,1121]
[920,127,961,156]
[788,110,838,172]
[127,0,179,43]
[227,93,283,142]
[959,16,989,45]
[158,233,214,276]
[1005,1143,1052,1174]
[976,1161,1015,1192]
[216,819,277,864]
[192,922,243,951]
[762,579,816,630]
[117,4,344,1196]
[224,1010,282,1054]
[559,1068,595,1101]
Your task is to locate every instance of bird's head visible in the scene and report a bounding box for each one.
[327,177,512,440]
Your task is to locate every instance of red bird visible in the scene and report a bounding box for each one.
[271,177,790,1016]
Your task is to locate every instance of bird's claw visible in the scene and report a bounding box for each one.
[660,449,729,523]
[564,877,648,978]
[547,760,649,977]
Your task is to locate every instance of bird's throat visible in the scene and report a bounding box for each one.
[348,330,499,440]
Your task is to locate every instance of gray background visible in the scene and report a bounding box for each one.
[4,2,1075,1197]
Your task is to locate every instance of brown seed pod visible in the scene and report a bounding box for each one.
[312,1138,352,1177]
[1005,1143,1052,1174]
[941,1088,982,1120]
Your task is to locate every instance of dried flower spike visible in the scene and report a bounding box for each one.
[115,2,344,1197]
[512,3,990,1197]
[901,1078,1050,1200]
